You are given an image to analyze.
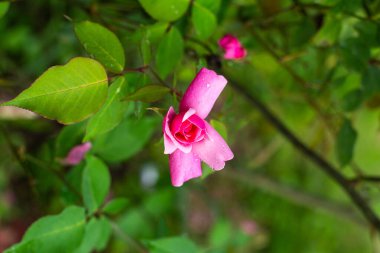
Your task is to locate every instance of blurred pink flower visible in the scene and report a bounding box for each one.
[219,34,247,60]
[163,68,234,187]
[240,219,258,235]
[64,142,91,165]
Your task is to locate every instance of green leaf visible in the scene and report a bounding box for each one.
[2,57,108,124]
[342,89,362,112]
[123,85,170,103]
[144,22,170,45]
[142,190,174,218]
[336,119,357,167]
[314,15,342,46]
[192,1,217,40]
[139,0,190,21]
[5,206,85,253]
[55,121,86,157]
[74,217,112,253]
[141,30,152,65]
[289,18,316,48]
[61,164,84,205]
[197,0,221,13]
[82,156,111,213]
[118,208,153,238]
[0,2,10,18]
[93,117,158,163]
[84,77,127,141]
[355,21,380,48]
[156,27,184,79]
[362,66,380,97]
[75,21,125,73]
[197,58,207,71]
[103,198,129,215]
[340,37,370,72]
[210,119,228,140]
[201,163,214,180]
[147,236,199,253]
[333,0,362,13]
[139,22,169,65]
[209,220,232,248]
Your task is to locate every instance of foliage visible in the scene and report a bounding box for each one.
[1,0,380,252]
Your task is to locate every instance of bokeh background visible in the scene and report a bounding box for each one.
[1,0,380,252]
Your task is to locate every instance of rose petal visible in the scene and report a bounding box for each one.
[163,107,191,154]
[164,134,177,154]
[193,121,233,170]
[169,150,202,187]
[180,68,228,119]
[183,108,196,121]
[224,46,247,60]
[64,142,92,165]
[187,114,205,130]
[171,109,205,132]
[219,34,241,49]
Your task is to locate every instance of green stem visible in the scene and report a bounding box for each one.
[110,220,148,253]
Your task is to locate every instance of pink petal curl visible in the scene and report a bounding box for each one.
[169,150,202,187]
[64,142,92,165]
[193,121,234,170]
[180,68,227,119]
[163,107,192,154]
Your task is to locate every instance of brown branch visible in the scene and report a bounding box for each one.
[249,26,369,178]
[148,66,182,98]
[349,176,380,185]
[109,65,149,81]
[111,65,182,98]
[228,78,380,231]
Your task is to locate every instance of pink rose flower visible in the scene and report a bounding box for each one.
[63,142,92,165]
[219,34,247,60]
[163,68,234,187]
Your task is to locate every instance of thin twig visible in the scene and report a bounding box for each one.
[185,36,214,54]
[121,66,149,74]
[148,66,182,98]
[349,176,380,185]
[223,170,366,226]
[228,78,380,231]
[109,66,149,81]
[110,221,148,253]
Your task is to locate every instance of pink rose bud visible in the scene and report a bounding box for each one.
[218,34,247,60]
[163,68,234,187]
[63,142,92,165]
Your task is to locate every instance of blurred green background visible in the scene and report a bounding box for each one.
[2,0,380,252]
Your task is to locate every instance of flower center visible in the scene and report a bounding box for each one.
[170,113,206,145]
